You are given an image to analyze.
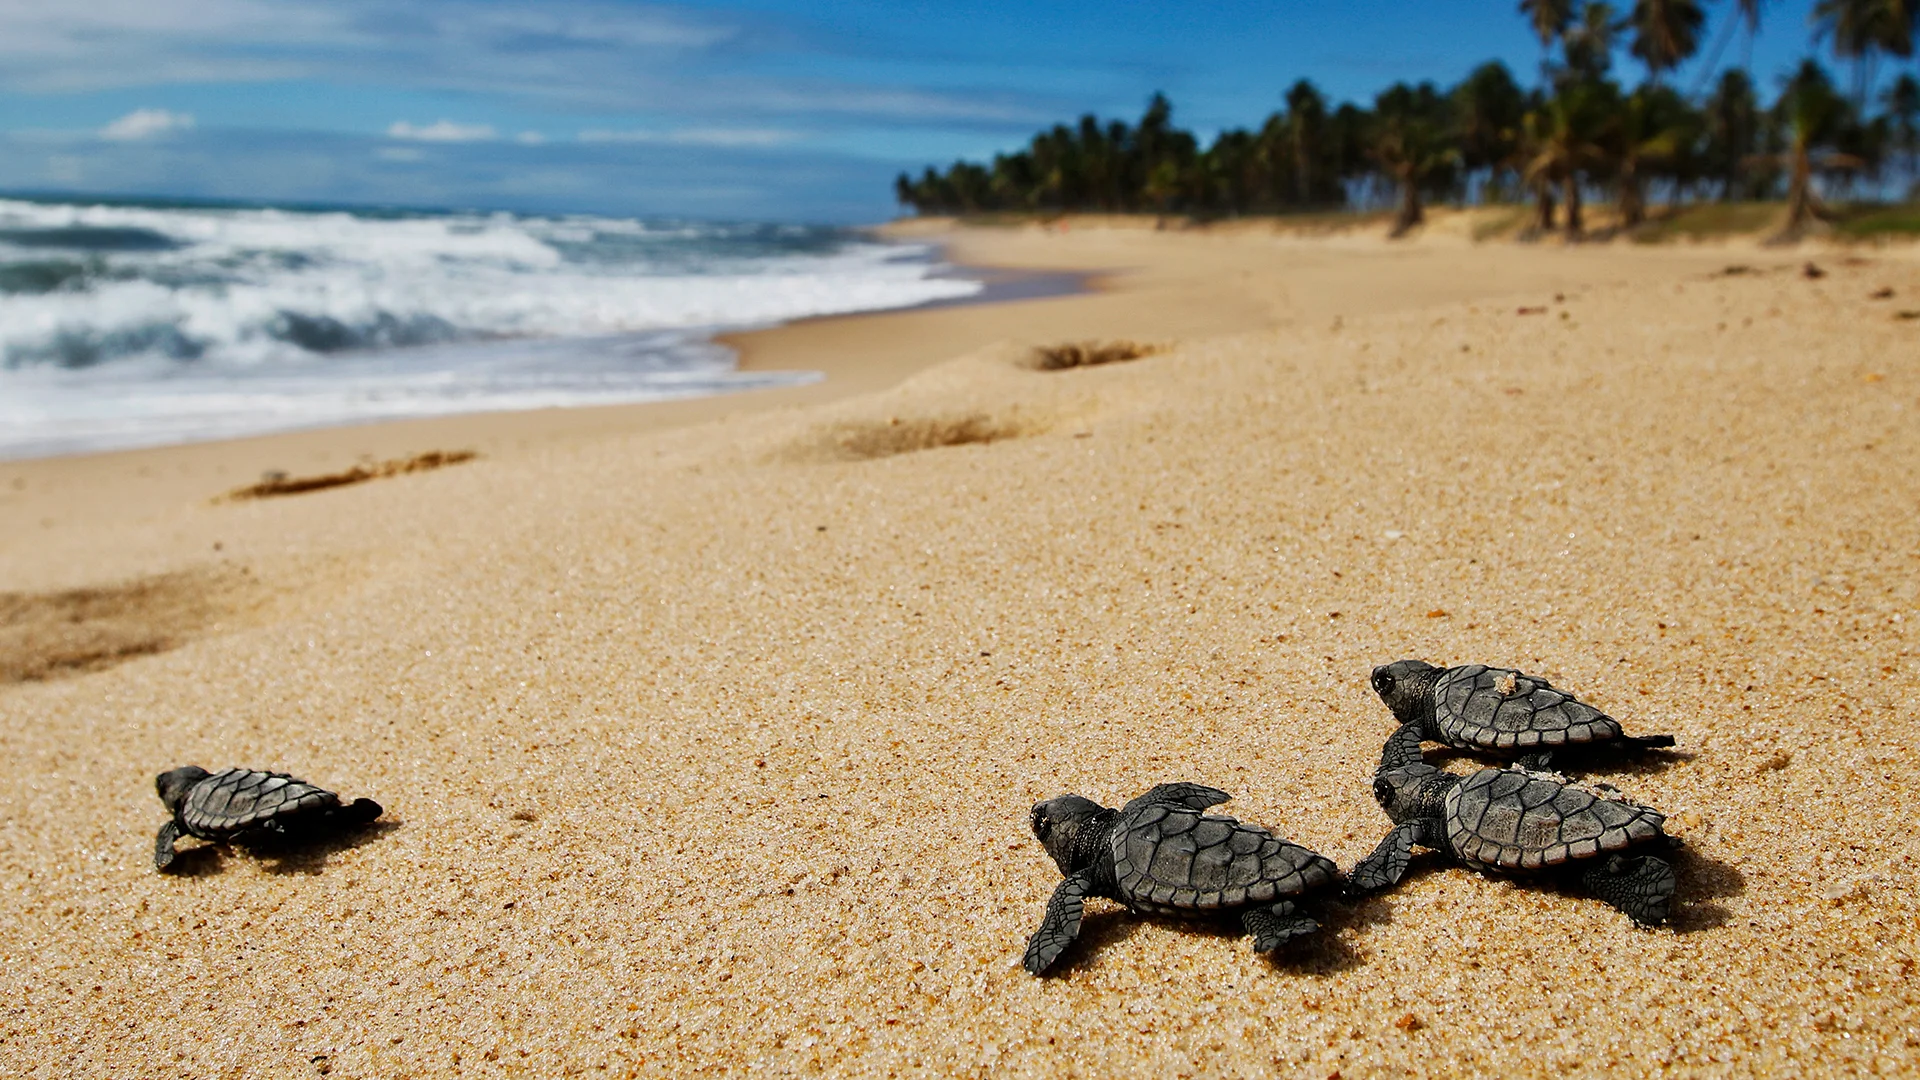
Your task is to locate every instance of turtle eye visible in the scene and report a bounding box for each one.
[1372,777,1394,807]
[1372,669,1393,694]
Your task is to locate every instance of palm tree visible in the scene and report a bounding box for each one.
[1562,2,1623,85]
[1812,0,1917,106]
[1884,73,1920,188]
[1760,59,1860,232]
[1455,62,1529,199]
[1626,0,1707,84]
[1371,82,1458,237]
[1525,81,1617,236]
[1704,69,1763,199]
[1521,0,1578,80]
[1614,83,1697,226]
[1285,80,1329,205]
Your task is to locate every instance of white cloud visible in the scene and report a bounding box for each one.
[100,108,196,140]
[577,127,797,147]
[387,120,497,142]
[514,131,547,145]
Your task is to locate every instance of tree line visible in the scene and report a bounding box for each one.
[894,1,1920,237]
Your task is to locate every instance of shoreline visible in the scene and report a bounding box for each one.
[0,241,1106,536]
[0,218,1830,546]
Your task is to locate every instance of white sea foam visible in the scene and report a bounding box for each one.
[0,198,981,458]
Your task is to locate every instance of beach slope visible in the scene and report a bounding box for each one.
[2,224,1917,1076]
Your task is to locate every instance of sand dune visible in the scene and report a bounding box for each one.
[2,222,1917,1076]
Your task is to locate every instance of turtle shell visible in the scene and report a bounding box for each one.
[1110,803,1337,915]
[1443,767,1666,872]
[178,768,342,839]
[1433,664,1624,751]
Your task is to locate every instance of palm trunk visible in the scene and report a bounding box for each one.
[1783,141,1829,232]
[1619,160,1645,228]
[1561,171,1583,238]
[1390,172,1424,238]
[1294,134,1312,205]
[1533,178,1556,231]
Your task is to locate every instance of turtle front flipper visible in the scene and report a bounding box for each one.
[1242,900,1319,953]
[1121,783,1231,815]
[1581,854,1675,926]
[153,820,183,872]
[1023,870,1095,975]
[1378,723,1426,772]
[1347,822,1421,895]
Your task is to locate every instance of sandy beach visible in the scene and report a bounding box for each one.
[3,218,1918,1076]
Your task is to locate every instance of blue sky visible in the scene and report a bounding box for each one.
[0,1,1849,222]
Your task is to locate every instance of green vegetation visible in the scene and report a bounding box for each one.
[1831,203,1920,236]
[896,1,1920,239]
[1627,201,1783,241]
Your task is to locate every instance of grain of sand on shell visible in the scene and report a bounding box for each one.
[2,244,1918,1077]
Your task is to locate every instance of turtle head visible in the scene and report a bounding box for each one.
[1372,762,1450,825]
[155,766,210,812]
[1030,794,1107,875]
[1371,660,1440,725]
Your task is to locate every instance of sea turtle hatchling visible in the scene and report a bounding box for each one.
[1022,783,1339,975]
[1371,659,1675,769]
[153,766,383,871]
[1347,724,1676,925]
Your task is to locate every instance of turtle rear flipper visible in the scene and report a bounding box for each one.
[1121,783,1230,815]
[1023,871,1094,975]
[154,821,183,872]
[1242,901,1318,952]
[1581,854,1675,926]
[1627,733,1677,751]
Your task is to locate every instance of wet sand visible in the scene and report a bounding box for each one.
[2,219,1917,1076]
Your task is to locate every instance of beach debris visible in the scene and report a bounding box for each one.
[1802,262,1826,280]
[1870,287,1894,300]
[1895,310,1920,321]
[153,766,383,871]
[1348,725,1676,926]
[1515,306,1546,315]
[1022,783,1338,975]
[1370,660,1675,772]
[1030,339,1161,371]
[219,450,477,501]
[1718,264,1756,276]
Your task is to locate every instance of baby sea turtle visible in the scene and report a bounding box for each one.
[153,766,383,871]
[1371,659,1675,769]
[1023,783,1339,975]
[1348,724,1676,925]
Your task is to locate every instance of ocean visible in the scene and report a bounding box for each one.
[0,196,984,460]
